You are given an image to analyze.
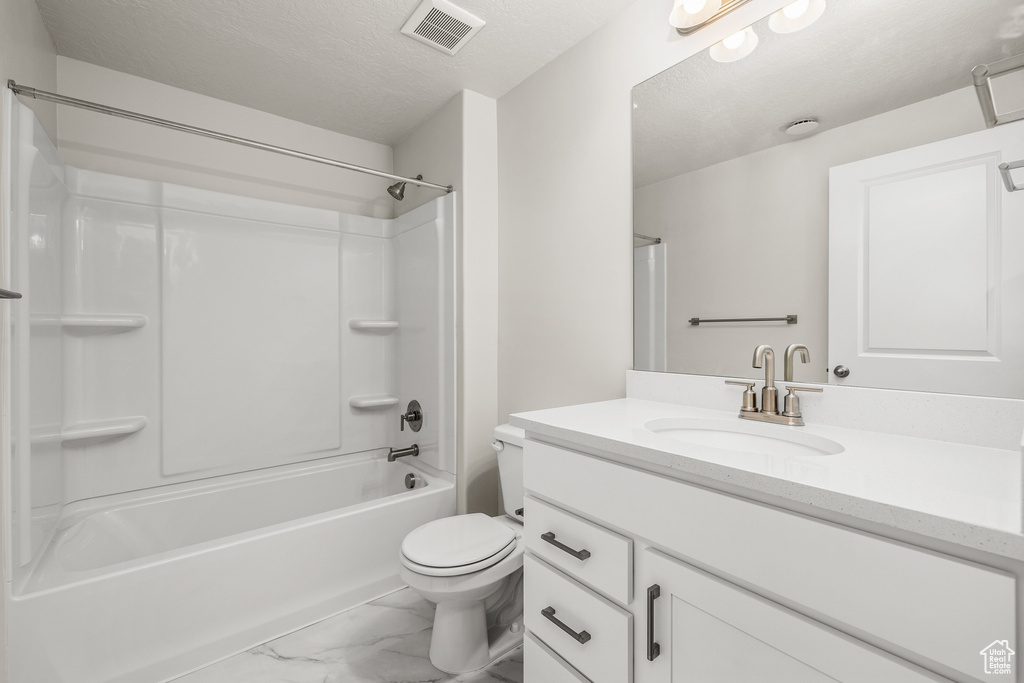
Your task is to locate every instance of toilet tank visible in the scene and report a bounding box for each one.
[493,424,525,521]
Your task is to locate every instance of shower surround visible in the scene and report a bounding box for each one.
[2,93,457,682]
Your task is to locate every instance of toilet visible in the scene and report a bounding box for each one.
[399,424,525,674]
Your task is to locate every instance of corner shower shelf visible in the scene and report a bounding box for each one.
[349,395,400,409]
[348,319,399,333]
[52,416,148,445]
[32,314,148,331]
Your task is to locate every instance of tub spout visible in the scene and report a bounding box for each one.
[388,444,419,462]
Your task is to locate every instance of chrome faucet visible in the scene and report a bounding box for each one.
[784,344,810,381]
[726,344,822,426]
[753,345,778,415]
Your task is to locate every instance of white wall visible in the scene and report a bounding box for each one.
[634,86,984,383]
[496,0,792,421]
[0,0,57,138]
[394,91,501,515]
[55,58,395,218]
[458,93,500,515]
[0,0,56,677]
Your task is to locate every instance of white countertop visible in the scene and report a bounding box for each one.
[510,398,1024,561]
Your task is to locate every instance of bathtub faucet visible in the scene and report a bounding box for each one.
[388,444,419,462]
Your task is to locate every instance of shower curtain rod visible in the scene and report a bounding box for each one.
[7,80,454,195]
[633,232,662,244]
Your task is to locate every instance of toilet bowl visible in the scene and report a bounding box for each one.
[399,424,526,674]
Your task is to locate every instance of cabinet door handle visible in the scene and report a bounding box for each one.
[541,606,591,644]
[647,584,661,661]
[541,532,591,560]
[0,288,22,299]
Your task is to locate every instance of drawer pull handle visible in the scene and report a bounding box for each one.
[542,606,591,644]
[647,584,661,661]
[541,532,591,560]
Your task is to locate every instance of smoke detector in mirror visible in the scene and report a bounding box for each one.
[786,118,820,136]
[401,0,485,55]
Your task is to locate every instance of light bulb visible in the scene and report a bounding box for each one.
[783,0,810,19]
[769,0,825,34]
[669,0,722,29]
[723,30,747,49]
[709,26,758,62]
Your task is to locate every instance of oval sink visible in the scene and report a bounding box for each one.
[644,417,844,456]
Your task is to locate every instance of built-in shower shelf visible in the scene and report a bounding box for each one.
[44,416,149,445]
[349,319,399,333]
[349,395,400,409]
[32,314,148,331]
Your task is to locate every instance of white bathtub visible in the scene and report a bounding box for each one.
[9,452,455,683]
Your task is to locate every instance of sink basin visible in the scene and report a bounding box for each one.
[644,417,844,456]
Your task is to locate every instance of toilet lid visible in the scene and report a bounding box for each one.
[402,513,516,569]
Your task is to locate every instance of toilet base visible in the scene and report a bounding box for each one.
[429,601,523,674]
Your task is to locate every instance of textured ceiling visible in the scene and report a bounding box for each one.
[35,0,634,145]
[633,0,1024,187]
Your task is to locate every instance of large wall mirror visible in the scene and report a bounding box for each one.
[632,0,1024,399]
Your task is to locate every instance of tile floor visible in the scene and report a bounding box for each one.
[173,588,523,683]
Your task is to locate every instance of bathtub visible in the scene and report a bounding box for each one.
[8,452,455,683]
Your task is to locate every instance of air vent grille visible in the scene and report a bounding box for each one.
[401,0,485,55]
[415,8,473,50]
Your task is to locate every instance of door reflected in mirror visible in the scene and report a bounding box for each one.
[632,0,1024,398]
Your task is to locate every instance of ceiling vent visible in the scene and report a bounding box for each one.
[401,0,485,56]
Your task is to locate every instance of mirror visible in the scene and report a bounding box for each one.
[632,0,1024,398]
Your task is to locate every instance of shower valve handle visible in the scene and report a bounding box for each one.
[400,400,423,432]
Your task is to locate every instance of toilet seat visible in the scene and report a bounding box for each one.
[401,513,518,577]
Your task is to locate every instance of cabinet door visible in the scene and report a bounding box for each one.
[525,632,592,682]
[636,548,948,683]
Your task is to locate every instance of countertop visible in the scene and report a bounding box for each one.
[510,398,1024,561]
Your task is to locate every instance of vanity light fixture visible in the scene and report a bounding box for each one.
[769,0,826,34]
[669,0,754,35]
[669,0,721,31]
[709,26,758,63]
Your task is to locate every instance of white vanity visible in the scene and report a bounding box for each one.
[513,371,1023,683]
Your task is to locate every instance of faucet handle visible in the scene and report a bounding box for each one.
[400,400,423,432]
[725,380,758,413]
[781,385,823,418]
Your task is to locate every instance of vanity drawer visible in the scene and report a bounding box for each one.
[525,495,632,604]
[524,554,632,683]
[524,439,1016,681]
[524,632,592,682]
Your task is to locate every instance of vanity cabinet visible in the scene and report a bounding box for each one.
[639,548,941,682]
[521,438,1017,683]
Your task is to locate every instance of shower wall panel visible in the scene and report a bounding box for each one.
[5,96,67,576]
[58,170,396,502]
[392,199,456,475]
[161,210,341,475]
[61,189,160,503]
[340,232,394,454]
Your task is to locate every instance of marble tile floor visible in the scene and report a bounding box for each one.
[172,588,523,683]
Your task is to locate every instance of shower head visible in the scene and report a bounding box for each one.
[388,174,423,201]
